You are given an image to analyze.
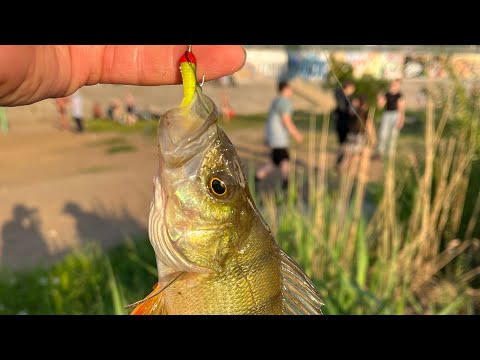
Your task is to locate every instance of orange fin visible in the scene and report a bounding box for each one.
[130,283,168,315]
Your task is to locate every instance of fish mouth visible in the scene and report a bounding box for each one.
[157,89,219,168]
[149,89,221,276]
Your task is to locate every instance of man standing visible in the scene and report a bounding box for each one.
[333,80,356,166]
[255,81,303,191]
[71,90,84,133]
[376,79,405,158]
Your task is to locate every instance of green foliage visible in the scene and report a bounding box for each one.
[106,144,137,154]
[0,239,156,315]
[325,56,389,106]
[325,57,354,86]
[86,118,157,136]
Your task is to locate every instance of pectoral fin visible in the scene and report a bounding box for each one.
[280,250,324,315]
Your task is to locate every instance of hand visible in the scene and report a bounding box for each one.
[397,118,405,130]
[0,45,246,106]
[295,132,304,144]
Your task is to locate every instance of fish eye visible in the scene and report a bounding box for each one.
[209,177,227,196]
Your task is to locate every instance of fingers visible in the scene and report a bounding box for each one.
[79,45,246,86]
[0,45,246,106]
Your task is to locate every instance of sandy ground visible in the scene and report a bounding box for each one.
[1,78,432,270]
[0,131,157,269]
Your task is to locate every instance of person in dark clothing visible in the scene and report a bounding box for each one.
[376,79,405,157]
[351,95,368,134]
[125,93,137,125]
[347,95,377,153]
[333,80,356,165]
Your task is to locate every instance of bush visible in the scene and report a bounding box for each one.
[324,57,389,106]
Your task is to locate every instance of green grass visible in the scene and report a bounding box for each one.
[87,136,129,147]
[86,118,157,136]
[0,239,155,315]
[84,135,137,155]
[79,165,114,174]
[106,144,137,154]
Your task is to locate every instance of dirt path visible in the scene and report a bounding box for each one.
[0,130,158,269]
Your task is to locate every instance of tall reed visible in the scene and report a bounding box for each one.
[259,79,480,314]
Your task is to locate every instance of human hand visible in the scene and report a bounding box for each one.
[397,117,405,130]
[0,45,246,106]
[295,132,304,144]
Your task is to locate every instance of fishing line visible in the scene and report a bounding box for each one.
[321,50,366,129]
[125,272,185,309]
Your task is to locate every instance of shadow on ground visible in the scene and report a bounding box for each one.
[1,201,147,269]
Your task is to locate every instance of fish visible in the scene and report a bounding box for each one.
[130,47,323,315]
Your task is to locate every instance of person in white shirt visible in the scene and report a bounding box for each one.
[70,90,84,133]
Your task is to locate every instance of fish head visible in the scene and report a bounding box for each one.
[151,88,257,275]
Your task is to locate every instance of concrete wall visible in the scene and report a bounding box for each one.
[236,47,480,82]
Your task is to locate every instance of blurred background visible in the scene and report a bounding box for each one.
[1,45,479,314]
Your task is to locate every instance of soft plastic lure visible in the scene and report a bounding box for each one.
[179,46,200,109]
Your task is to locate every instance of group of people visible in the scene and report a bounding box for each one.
[55,92,138,133]
[334,79,405,165]
[255,78,406,191]
[100,94,137,125]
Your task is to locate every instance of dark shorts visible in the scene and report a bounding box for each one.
[337,124,349,144]
[271,148,289,166]
[335,112,350,144]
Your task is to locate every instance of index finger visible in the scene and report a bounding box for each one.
[76,45,246,87]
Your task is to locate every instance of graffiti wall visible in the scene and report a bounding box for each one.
[332,52,404,79]
[232,48,288,83]
[346,52,384,78]
[237,48,480,83]
[402,54,448,79]
[382,53,405,79]
[450,54,480,78]
[284,50,330,81]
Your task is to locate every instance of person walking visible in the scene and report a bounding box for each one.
[255,81,303,191]
[376,79,405,158]
[70,90,84,133]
